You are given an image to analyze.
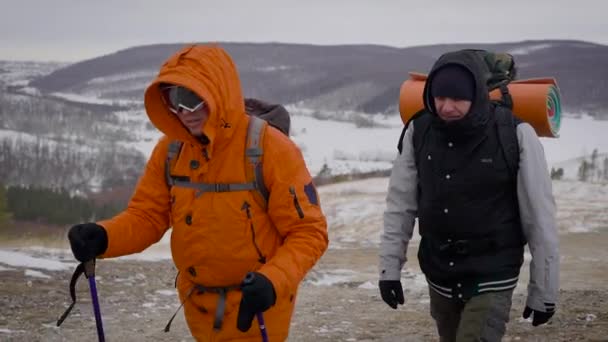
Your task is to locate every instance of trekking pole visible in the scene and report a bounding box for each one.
[256,312,269,342]
[57,260,106,342]
[243,273,269,342]
[83,260,105,342]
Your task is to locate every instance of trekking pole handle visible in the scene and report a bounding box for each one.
[84,259,96,278]
[243,273,269,342]
[244,272,255,284]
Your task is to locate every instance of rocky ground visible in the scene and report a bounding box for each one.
[1,234,607,342]
[1,178,607,341]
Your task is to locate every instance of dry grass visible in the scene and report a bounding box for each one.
[0,219,69,249]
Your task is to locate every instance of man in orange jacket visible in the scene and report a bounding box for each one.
[67,44,329,341]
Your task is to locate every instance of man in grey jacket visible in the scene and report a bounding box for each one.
[378,50,559,341]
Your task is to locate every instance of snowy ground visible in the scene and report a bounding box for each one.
[1,178,607,341]
[4,84,607,181]
[3,60,608,181]
[120,113,608,179]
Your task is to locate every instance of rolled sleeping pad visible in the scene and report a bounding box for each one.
[398,72,561,137]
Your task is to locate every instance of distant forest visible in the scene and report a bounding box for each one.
[0,91,147,227]
[0,92,136,141]
[3,185,123,225]
[0,137,144,192]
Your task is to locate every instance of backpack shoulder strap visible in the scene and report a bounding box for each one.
[245,116,270,210]
[411,111,433,168]
[396,110,433,170]
[165,140,184,188]
[163,120,271,209]
[398,109,428,154]
[495,106,522,179]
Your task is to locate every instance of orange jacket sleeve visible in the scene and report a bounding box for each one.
[98,137,172,258]
[257,129,329,301]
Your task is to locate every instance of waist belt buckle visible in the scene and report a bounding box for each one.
[215,184,230,192]
[453,240,470,256]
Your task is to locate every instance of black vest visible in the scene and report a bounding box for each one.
[413,112,525,282]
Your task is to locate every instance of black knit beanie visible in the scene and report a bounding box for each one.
[430,65,476,101]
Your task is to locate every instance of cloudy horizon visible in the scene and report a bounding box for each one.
[2,0,606,62]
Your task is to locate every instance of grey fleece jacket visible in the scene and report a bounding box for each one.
[379,121,560,312]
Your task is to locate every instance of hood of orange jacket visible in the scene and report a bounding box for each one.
[144,44,246,159]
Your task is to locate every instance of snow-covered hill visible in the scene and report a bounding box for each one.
[81,110,608,180]
[0,60,66,88]
[2,56,608,191]
[26,40,608,116]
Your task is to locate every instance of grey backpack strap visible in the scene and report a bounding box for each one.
[165,140,183,188]
[246,116,270,205]
[398,109,426,154]
[165,118,270,203]
[172,180,256,198]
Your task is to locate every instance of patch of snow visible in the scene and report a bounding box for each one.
[42,322,60,329]
[358,281,376,290]
[0,249,76,271]
[254,65,292,72]
[290,114,402,176]
[86,70,156,85]
[0,129,43,144]
[509,44,553,55]
[0,328,26,334]
[156,289,176,296]
[24,269,51,279]
[543,116,608,179]
[517,316,533,324]
[17,86,40,95]
[319,177,421,249]
[584,313,597,322]
[111,233,172,261]
[49,92,140,106]
[308,269,357,286]
[315,327,329,334]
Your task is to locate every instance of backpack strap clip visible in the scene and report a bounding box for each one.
[165,140,184,188]
[164,116,271,209]
[499,84,513,109]
[214,183,231,192]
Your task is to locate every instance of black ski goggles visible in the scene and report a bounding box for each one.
[160,84,205,114]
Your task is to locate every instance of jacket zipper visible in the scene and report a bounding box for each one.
[289,186,305,219]
[241,201,266,264]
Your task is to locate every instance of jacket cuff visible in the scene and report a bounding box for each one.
[258,264,294,305]
[379,267,401,281]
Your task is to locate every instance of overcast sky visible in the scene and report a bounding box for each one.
[2,0,606,62]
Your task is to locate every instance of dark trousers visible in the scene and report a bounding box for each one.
[429,287,514,342]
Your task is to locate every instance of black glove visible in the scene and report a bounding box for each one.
[237,272,276,332]
[523,305,555,326]
[68,223,108,263]
[379,280,404,309]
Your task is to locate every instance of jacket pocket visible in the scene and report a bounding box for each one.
[289,186,305,219]
[241,201,267,264]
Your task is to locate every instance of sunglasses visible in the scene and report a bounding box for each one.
[161,85,205,114]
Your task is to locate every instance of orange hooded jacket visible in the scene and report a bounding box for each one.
[97,45,329,341]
